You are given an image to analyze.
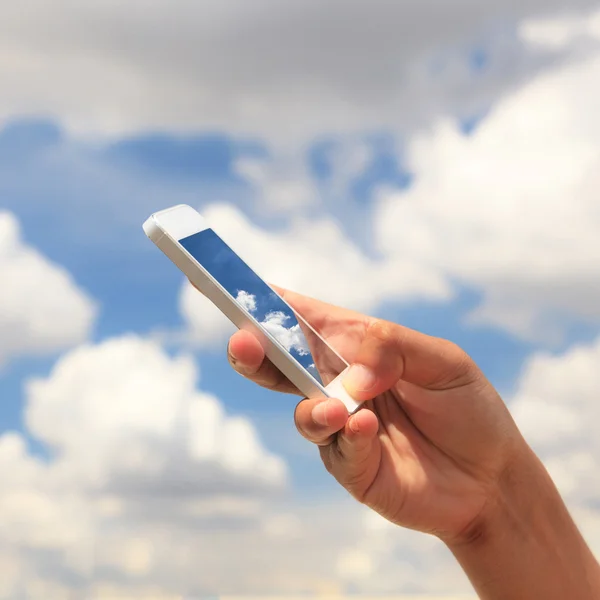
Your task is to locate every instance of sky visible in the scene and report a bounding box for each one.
[2,0,600,598]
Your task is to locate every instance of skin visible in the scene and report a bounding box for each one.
[211,284,600,598]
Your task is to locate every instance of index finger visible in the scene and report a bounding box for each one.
[273,285,369,336]
[189,278,367,339]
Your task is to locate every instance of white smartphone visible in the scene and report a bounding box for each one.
[143,204,362,413]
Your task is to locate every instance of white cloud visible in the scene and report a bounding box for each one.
[0,486,475,597]
[0,211,96,366]
[510,335,600,506]
[0,334,479,596]
[24,336,286,493]
[179,281,236,349]
[236,152,319,214]
[261,311,310,356]
[507,333,600,566]
[235,290,257,313]
[519,8,600,49]
[0,1,596,138]
[0,336,288,594]
[374,41,600,341]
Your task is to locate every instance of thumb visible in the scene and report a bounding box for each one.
[342,319,479,402]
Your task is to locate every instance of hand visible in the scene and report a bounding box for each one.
[226,286,525,544]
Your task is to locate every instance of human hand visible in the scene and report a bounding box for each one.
[226,286,525,545]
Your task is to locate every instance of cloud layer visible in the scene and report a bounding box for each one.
[0,335,477,597]
[1,1,598,137]
[0,336,294,596]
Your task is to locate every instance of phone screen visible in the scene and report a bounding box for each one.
[179,228,346,387]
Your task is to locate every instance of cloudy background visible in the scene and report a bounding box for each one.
[2,0,600,597]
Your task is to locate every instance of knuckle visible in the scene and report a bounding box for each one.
[366,318,409,352]
[439,340,479,385]
[446,340,474,370]
[365,318,396,343]
[295,401,337,446]
[252,370,281,389]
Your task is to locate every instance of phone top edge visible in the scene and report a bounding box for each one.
[142,215,164,242]
[145,204,209,241]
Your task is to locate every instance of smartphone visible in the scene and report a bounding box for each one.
[143,204,361,413]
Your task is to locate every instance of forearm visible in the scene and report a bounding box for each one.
[448,447,600,600]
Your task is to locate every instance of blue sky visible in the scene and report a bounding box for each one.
[0,113,585,494]
[2,1,600,596]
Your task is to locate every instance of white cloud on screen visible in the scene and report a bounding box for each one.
[0,1,598,138]
[235,290,257,313]
[0,211,96,366]
[260,311,310,356]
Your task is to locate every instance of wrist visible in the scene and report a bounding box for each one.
[446,444,600,599]
[447,444,545,549]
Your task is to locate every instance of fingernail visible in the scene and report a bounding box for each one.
[312,400,330,426]
[227,344,248,373]
[343,364,377,395]
[348,414,360,434]
[227,341,237,361]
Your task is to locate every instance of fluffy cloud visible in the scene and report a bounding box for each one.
[0,1,597,138]
[0,334,480,597]
[24,336,286,494]
[0,211,96,366]
[510,336,600,506]
[235,290,257,313]
[261,311,310,356]
[0,336,291,596]
[375,44,600,341]
[179,282,237,348]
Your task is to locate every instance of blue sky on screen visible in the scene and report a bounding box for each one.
[2,1,600,595]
